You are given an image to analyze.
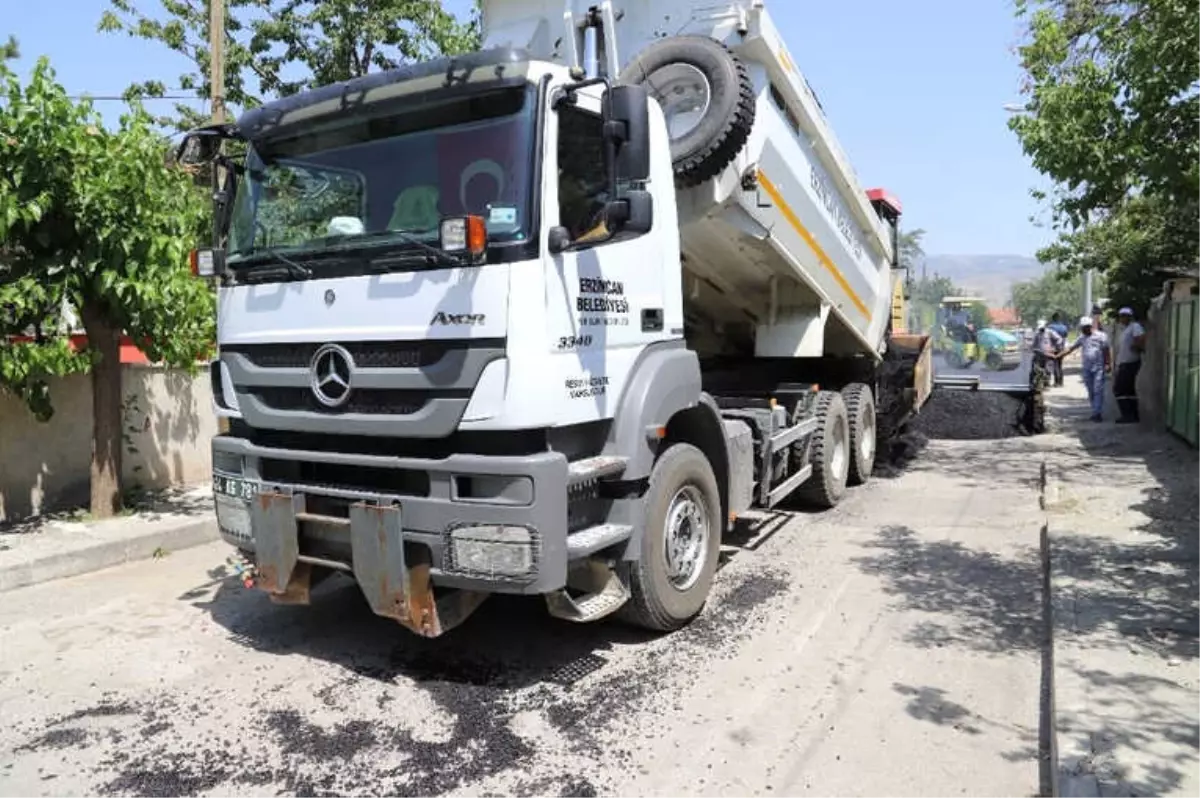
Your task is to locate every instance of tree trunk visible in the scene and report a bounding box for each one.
[81,303,123,519]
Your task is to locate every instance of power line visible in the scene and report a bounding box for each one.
[68,94,203,101]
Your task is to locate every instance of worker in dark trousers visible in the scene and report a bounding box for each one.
[1113,306,1146,423]
[1047,312,1069,386]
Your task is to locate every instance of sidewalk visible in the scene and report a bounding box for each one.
[1041,369,1199,796]
[0,486,216,592]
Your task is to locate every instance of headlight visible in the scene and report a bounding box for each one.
[447,524,537,579]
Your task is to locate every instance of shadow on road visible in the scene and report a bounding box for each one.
[188,569,656,691]
[1046,371,1199,795]
[852,524,1042,654]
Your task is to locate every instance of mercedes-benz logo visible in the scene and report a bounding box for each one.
[309,344,354,408]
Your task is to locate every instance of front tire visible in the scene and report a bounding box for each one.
[619,443,722,632]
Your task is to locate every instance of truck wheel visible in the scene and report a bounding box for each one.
[619,442,722,631]
[794,390,850,509]
[620,36,756,188]
[840,383,876,486]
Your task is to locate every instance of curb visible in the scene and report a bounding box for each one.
[0,515,218,594]
[1038,457,1060,798]
[1041,435,1111,798]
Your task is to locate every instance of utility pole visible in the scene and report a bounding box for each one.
[1084,268,1094,318]
[209,0,225,123]
[208,0,226,249]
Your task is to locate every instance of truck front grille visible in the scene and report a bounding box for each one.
[224,338,502,369]
[250,387,462,416]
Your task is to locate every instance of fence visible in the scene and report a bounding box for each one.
[1166,296,1199,446]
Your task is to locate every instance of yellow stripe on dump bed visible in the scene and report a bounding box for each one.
[757,169,872,321]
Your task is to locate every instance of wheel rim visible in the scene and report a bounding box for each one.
[662,484,710,591]
[859,406,876,467]
[829,416,848,483]
[645,63,712,141]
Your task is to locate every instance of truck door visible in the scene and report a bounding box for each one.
[543,92,670,424]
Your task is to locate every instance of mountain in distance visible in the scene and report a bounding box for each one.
[919,254,1047,308]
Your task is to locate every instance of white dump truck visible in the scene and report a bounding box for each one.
[178,0,932,637]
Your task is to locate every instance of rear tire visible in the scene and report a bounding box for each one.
[795,391,850,509]
[618,443,722,631]
[619,36,756,188]
[840,383,876,486]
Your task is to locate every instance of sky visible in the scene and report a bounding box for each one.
[3,0,1057,257]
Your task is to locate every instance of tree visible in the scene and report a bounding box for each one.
[1,35,18,61]
[1009,0,1199,312]
[1011,265,1104,326]
[99,0,482,129]
[1037,194,1190,313]
[0,58,213,518]
[898,227,926,273]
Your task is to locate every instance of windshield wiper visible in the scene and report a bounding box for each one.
[231,248,313,281]
[346,229,465,269]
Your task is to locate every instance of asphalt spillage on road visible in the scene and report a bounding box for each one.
[1,559,800,797]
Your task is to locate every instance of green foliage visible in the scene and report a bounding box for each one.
[897,228,926,272]
[99,0,483,130]
[1011,265,1105,326]
[1009,0,1199,312]
[0,58,214,419]
[905,270,997,334]
[0,35,18,62]
[1036,194,1192,315]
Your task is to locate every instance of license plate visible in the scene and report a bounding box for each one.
[213,473,259,501]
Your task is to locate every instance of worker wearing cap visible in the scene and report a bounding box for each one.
[1031,320,1063,401]
[1032,318,1063,362]
[1113,306,1146,423]
[1056,315,1111,422]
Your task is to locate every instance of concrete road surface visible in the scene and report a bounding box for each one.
[0,434,1047,797]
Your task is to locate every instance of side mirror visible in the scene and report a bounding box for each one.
[176,133,221,166]
[548,226,572,254]
[604,84,651,182]
[604,190,653,235]
[173,124,239,166]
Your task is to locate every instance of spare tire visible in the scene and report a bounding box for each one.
[619,35,756,188]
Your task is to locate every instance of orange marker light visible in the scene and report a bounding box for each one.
[466,215,487,256]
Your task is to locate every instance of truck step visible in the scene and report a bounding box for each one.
[566,523,633,559]
[567,455,629,487]
[544,568,631,623]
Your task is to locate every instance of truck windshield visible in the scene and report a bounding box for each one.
[227,85,537,271]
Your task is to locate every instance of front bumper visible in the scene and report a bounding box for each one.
[210,434,572,632]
